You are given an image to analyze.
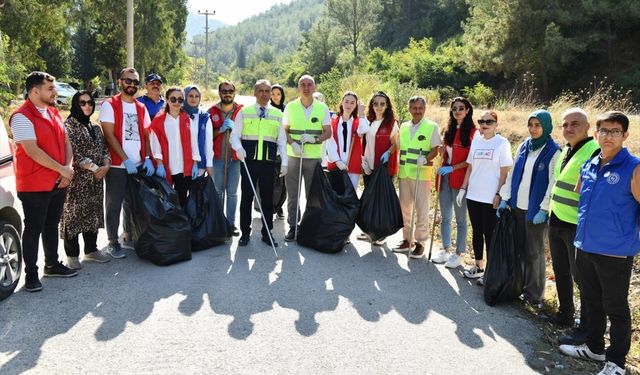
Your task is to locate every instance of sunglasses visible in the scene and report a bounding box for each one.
[220,89,235,94]
[79,100,95,107]
[122,78,140,86]
[478,119,496,125]
[169,97,184,104]
[451,106,466,112]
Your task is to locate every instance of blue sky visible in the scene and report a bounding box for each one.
[187,0,295,25]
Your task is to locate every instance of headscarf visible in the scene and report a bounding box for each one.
[183,85,201,118]
[69,90,94,125]
[270,84,285,112]
[528,109,553,151]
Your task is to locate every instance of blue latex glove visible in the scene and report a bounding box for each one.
[532,210,548,224]
[155,165,166,179]
[496,200,508,218]
[191,164,199,179]
[142,158,155,177]
[438,166,453,176]
[220,119,234,132]
[380,151,390,164]
[122,159,137,175]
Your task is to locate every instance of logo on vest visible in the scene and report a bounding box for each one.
[212,114,219,122]
[537,163,545,171]
[604,171,620,185]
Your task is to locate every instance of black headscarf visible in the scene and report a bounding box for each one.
[69,90,95,125]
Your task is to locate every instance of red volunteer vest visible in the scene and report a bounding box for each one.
[104,94,148,166]
[327,116,363,174]
[370,118,398,177]
[11,100,66,192]
[437,127,476,191]
[149,111,194,185]
[208,103,243,161]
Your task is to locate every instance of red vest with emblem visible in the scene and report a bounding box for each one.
[104,94,148,166]
[149,111,194,185]
[327,116,363,174]
[208,103,243,161]
[369,118,399,176]
[440,127,476,190]
[11,100,67,192]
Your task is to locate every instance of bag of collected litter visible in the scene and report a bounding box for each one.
[184,176,233,251]
[297,164,361,253]
[127,174,192,266]
[356,166,403,241]
[484,208,523,306]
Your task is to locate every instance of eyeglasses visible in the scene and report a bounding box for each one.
[122,78,140,86]
[597,128,624,137]
[169,97,184,104]
[478,119,496,125]
[373,102,386,107]
[220,89,235,94]
[79,100,94,107]
[451,106,466,112]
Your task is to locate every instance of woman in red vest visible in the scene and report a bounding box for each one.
[149,87,200,206]
[326,91,370,189]
[431,97,478,269]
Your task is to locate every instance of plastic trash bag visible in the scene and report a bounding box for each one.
[484,208,523,306]
[127,174,192,266]
[356,166,403,241]
[297,164,361,253]
[184,176,233,251]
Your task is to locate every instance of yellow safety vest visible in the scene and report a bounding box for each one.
[398,119,437,181]
[241,105,282,162]
[286,99,327,159]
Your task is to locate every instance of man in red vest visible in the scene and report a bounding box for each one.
[10,71,78,292]
[100,67,154,259]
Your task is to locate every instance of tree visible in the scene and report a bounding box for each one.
[325,0,381,65]
[299,18,341,76]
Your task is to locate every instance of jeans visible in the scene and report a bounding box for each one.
[212,159,240,226]
[438,174,467,255]
[105,168,132,243]
[577,249,633,369]
[18,187,67,279]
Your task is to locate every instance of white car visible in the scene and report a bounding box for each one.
[55,82,77,105]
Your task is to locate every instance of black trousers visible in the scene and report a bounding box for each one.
[466,198,496,261]
[172,173,191,207]
[577,249,633,369]
[240,160,275,237]
[18,187,67,279]
[64,229,98,257]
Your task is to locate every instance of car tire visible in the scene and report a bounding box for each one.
[0,222,22,301]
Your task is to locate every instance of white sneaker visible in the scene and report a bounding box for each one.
[463,266,485,279]
[598,361,626,375]
[444,254,462,269]
[431,250,449,264]
[559,343,605,362]
[66,256,81,270]
[84,251,111,263]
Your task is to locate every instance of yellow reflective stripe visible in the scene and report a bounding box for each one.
[243,113,259,119]
[266,115,281,122]
[289,129,322,135]
[241,135,259,141]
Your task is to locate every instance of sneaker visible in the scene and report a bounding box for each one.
[598,361,626,375]
[431,250,449,264]
[558,327,588,345]
[232,227,240,237]
[107,242,126,259]
[356,232,370,241]
[44,262,79,278]
[276,209,285,220]
[261,234,278,247]
[238,235,250,247]
[410,243,425,258]
[371,239,386,246]
[476,277,484,286]
[540,312,574,328]
[559,343,605,362]
[84,251,111,263]
[393,240,411,253]
[66,256,81,270]
[463,266,484,279]
[444,254,462,269]
[285,228,296,242]
[24,277,43,292]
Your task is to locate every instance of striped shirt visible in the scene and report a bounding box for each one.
[10,106,64,143]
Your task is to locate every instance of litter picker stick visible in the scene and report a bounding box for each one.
[221,129,231,204]
[408,134,427,260]
[428,153,442,260]
[294,140,305,241]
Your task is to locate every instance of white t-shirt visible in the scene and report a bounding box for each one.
[326,116,370,163]
[10,107,61,142]
[99,100,151,167]
[466,134,513,204]
[150,114,201,175]
[363,119,399,168]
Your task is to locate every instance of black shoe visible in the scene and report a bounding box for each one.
[261,234,278,247]
[24,276,43,292]
[43,262,79,278]
[559,327,588,345]
[238,236,250,247]
[540,312,574,327]
[232,228,240,237]
[276,209,285,220]
[284,228,296,242]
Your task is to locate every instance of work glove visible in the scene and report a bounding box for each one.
[532,210,548,224]
[142,158,155,177]
[220,119,234,132]
[236,148,247,162]
[336,161,347,170]
[438,166,453,176]
[191,163,199,179]
[380,151,390,164]
[496,200,508,218]
[155,165,166,179]
[362,159,372,175]
[123,159,137,175]
[417,155,427,166]
[291,142,303,156]
[279,165,288,177]
[455,189,466,207]
[300,134,316,144]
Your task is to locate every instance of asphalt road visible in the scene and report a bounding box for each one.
[0,196,550,375]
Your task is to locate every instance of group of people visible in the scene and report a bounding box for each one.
[9,68,639,375]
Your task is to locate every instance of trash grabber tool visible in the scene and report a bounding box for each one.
[294,140,305,241]
[408,134,426,260]
[221,129,231,204]
[241,159,280,260]
[428,153,442,260]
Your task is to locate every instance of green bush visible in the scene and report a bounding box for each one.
[463,82,495,107]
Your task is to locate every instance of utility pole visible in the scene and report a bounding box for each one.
[198,9,215,93]
[126,0,134,67]
[192,40,201,83]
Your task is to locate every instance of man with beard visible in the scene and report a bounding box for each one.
[208,81,243,235]
[137,73,165,120]
[10,71,78,292]
[100,67,154,259]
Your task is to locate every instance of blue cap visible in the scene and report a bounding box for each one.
[145,73,163,83]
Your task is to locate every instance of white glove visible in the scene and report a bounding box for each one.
[417,155,427,166]
[236,148,247,162]
[279,165,288,177]
[291,142,303,156]
[336,161,347,170]
[362,159,372,175]
[456,189,466,207]
[300,134,316,144]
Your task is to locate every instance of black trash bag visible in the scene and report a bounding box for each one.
[297,164,361,253]
[484,208,523,306]
[184,176,234,251]
[356,166,403,241]
[127,174,192,266]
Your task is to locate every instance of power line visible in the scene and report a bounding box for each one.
[197,9,216,93]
